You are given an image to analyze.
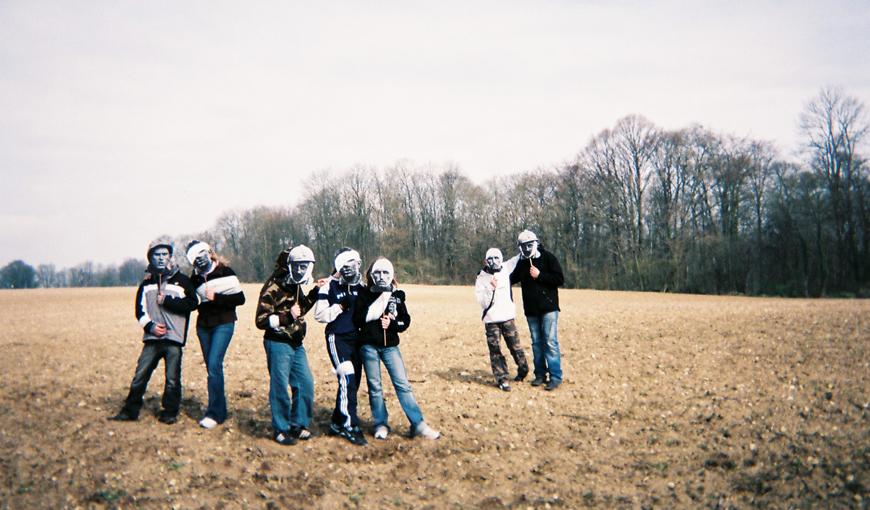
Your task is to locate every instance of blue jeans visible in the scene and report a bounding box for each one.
[526,311,562,382]
[264,340,314,433]
[121,340,182,419]
[197,322,235,422]
[360,344,424,430]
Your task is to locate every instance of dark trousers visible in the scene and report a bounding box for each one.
[121,341,183,418]
[325,332,362,429]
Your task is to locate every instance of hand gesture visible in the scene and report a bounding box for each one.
[315,278,328,287]
[157,292,166,305]
[290,303,302,320]
[206,288,216,301]
[529,266,540,279]
[489,276,498,290]
[152,323,167,337]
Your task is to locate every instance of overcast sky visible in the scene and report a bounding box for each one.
[2,1,869,268]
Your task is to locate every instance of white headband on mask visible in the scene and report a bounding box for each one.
[186,242,211,265]
[485,248,503,260]
[334,249,361,272]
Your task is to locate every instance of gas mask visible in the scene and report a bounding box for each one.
[286,245,315,285]
[149,247,172,274]
[334,249,362,285]
[484,248,503,272]
[370,258,394,292]
[519,241,539,259]
[186,241,213,273]
[517,230,540,259]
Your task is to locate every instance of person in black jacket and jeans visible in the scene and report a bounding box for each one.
[353,257,440,441]
[186,240,246,430]
[510,230,565,390]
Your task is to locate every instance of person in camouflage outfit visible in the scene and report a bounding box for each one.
[255,245,323,445]
[475,248,528,391]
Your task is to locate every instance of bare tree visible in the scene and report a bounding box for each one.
[800,87,869,289]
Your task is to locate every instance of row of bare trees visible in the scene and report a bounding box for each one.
[188,89,866,296]
[19,88,868,296]
[1,259,146,289]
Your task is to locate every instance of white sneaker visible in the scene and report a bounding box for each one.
[374,425,389,440]
[414,423,440,440]
[199,417,218,429]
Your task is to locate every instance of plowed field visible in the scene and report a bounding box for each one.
[1,286,867,509]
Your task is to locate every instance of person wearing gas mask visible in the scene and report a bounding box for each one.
[314,248,367,446]
[109,237,198,424]
[185,240,246,430]
[353,257,441,441]
[509,230,564,390]
[475,248,529,391]
[255,244,323,445]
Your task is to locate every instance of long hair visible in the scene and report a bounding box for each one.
[208,247,230,267]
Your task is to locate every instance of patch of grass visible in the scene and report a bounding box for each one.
[90,488,127,503]
[168,460,184,470]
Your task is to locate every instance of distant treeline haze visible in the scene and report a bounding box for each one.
[4,88,867,296]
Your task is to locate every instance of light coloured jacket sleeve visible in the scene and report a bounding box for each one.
[475,272,494,310]
[502,254,521,275]
[313,278,344,324]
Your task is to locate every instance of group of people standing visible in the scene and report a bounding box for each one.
[108,228,563,447]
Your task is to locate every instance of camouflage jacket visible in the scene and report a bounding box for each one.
[256,247,320,345]
[255,277,319,346]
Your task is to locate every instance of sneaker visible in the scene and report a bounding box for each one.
[289,426,312,441]
[350,427,368,446]
[374,425,389,440]
[274,430,297,446]
[545,380,562,391]
[530,377,548,387]
[412,423,441,440]
[199,417,219,429]
[108,412,137,421]
[157,414,178,425]
[498,381,511,392]
[328,423,367,446]
[514,369,528,382]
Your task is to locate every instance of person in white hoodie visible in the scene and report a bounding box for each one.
[474,248,529,391]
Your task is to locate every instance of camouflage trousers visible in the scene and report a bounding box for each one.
[484,319,529,384]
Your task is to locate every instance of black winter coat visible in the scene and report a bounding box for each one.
[352,287,411,347]
[510,248,564,316]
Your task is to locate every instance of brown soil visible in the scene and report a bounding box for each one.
[0,285,867,509]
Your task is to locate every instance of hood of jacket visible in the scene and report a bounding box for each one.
[269,247,293,285]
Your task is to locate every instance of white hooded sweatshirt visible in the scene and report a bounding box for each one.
[474,251,520,324]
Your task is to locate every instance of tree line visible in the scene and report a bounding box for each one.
[4,88,867,296]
